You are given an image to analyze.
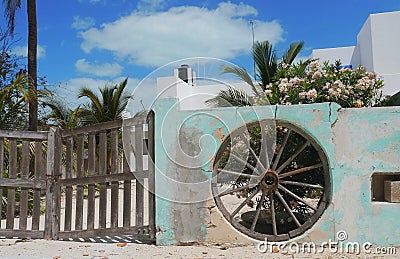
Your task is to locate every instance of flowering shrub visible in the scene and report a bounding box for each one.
[257,60,384,108]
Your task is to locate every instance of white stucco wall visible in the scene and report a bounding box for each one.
[157,68,252,110]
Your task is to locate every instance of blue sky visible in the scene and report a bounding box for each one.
[2,0,400,108]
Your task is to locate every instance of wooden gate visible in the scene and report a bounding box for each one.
[0,113,155,241]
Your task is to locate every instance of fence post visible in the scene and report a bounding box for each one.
[147,111,156,239]
[44,127,61,239]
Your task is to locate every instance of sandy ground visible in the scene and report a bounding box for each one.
[0,238,398,259]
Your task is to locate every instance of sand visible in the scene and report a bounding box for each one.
[0,238,398,259]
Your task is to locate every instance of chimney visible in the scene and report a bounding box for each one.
[176,64,195,86]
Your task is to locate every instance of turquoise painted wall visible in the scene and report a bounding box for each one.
[153,98,400,246]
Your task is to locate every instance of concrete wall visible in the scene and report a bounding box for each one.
[153,98,400,246]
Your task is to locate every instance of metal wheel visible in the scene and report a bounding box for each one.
[211,120,330,241]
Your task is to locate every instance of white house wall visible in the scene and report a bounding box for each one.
[312,11,400,96]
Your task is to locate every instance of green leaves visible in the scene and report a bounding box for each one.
[208,40,306,108]
[78,78,132,125]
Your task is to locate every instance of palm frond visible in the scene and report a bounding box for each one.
[252,40,278,88]
[282,41,305,65]
[206,86,253,107]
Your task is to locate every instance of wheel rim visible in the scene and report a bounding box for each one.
[211,121,330,241]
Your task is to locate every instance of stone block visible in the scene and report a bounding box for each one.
[384,180,400,203]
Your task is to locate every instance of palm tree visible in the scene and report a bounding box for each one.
[42,97,82,129]
[0,75,29,130]
[206,40,306,107]
[2,0,38,131]
[78,78,132,125]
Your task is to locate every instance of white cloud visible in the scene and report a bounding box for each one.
[54,77,140,108]
[13,45,46,59]
[80,2,284,67]
[75,58,123,77]
[72,16,96,30]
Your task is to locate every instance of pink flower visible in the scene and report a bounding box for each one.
[307,89,317,99]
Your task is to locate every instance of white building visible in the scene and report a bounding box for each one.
[157,64,251,110]
[312,11,400,96]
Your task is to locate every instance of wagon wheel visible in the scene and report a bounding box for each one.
[211,120,330,241]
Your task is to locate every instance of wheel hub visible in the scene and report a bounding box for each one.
[260,170,279,190]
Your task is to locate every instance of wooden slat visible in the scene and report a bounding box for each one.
[135,124,144,227]
[32,140,42,231]
[0,138,4,221]
[0,229,45,239]
[87,133,96,230]
[62,120,122,137]
[0,178,44,188]
[99,131,107,229]
[45,127,61,239]
[75,135,84,230]
[64,137,73,231]
[19,141,30,230]
[44,128,56,238]
[0,130,48,140]
[110,130,119,228]
[59,171,147,186]
[53,129,62,239]
[61,117,147,137]
[123,154,131,227]
[6,139,17,229]
[147,112,156,239]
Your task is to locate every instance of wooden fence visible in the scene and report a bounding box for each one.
[0,113,155,240]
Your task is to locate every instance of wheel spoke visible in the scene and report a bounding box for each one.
[218,169,258,178]
[269,190,277,236]
[280,180,324,189]
[279,163,323,179]
[275,190,301,227]
[218,184,252,197]
[250,189,267,231]
[278,185,317,211]
[272,129,291,170]
[276,140,310,174]
[230,152,257,173]
[241,133,266,172]
[231,186,261,218]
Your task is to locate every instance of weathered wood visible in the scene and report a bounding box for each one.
[64,137,73,231]
[0,130,47,140]
[62,120,122,137]
[57,225,150,239]
[45,127,61,239]
[59,171,147,186]
[6,138,17,229]
[32,140,42,231]
[135,124,144,226]
[0,229,44,239]
[19,141,30,230]
[99,131,107,229]
[87,133,96,230]
[147,111,156,239]
[52,129,62,239]
[0,178,44,188]
[75,135,84,230]
[123,154,131,227]
[110,129,119,228]
[0,137,3,221]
